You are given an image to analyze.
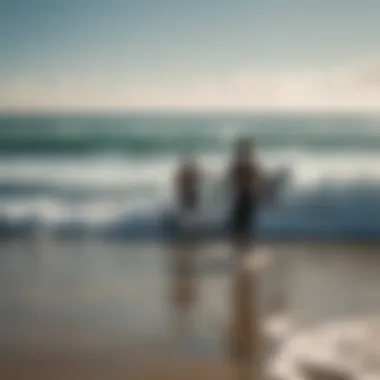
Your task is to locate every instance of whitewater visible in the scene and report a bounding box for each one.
[1,113,380,240]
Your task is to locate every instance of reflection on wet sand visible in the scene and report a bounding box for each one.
[228,262,263,380]
[3,241,380,379]
[169,245,199,313]
[168,242,200,358]
[168,241,264,380]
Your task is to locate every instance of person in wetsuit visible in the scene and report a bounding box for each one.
[175,158,200,214]
[171,157,202,242]
[228,138,264,253]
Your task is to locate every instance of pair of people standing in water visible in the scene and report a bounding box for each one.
[174,137,265,255]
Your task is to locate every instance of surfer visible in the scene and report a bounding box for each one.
[227,137,265,256]
[175,157,201,213]
[172,157,202,241]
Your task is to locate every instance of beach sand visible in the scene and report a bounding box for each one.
[1,239,380,379]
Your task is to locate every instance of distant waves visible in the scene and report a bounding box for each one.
[1,114,380,241]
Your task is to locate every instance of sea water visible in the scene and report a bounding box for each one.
[1,112,380,240]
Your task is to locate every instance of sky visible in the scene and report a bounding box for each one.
[1,0,380,112]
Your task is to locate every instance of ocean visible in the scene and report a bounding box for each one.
[1,113,380,240]
[2,114,380,380]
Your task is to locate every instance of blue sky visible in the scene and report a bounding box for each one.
[1,0,380,112]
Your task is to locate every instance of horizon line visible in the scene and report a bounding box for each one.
[2,108,380,117]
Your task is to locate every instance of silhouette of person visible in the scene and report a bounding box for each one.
[172,156,203,243]
[175,157,201,213]
[227,137,265,256]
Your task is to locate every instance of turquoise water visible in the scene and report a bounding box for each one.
[1,113,380,239]
[1,114,380,154]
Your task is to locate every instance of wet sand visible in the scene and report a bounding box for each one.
[1,239,380,379]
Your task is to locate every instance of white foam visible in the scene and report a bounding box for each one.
[0,156,176,192]
[2,151,380,194]
[262,150,380,189]
[1,151,380,237]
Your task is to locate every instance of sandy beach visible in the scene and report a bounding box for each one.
[1,239,380,379]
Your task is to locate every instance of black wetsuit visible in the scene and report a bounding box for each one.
[230,162,259,237]
[177,168,199,212]
[170,166,200,241]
